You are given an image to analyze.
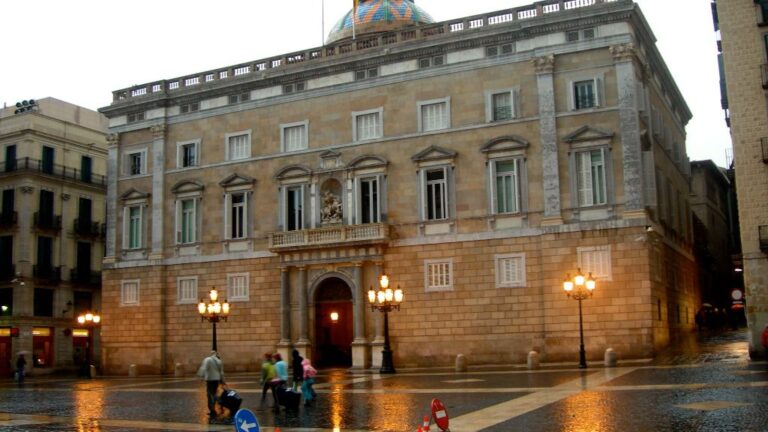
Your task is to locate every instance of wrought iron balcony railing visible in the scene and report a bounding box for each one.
[0,211,17,228]
[33,212,62,231]
[33,265,61,283]
[73,219,105,238]
[70,269,102,286]
[0,157,106,187]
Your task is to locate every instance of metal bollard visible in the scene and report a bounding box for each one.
[527,351,540,369]
[128,364,138,377]
[455,354,467,372]
[604,348,617,367]
[174,363,183,377]
[89,365,97,379]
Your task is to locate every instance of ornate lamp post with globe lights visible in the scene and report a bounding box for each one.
[76,311,101,374]
[197,288,230,351]
[563,269,596,369]
[368,274,403,374]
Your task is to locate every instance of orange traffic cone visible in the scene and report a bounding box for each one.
[423,415,431,431]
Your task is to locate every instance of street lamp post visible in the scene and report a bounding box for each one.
[76,311,101,376]
[563,269,596,369]
[197,288,230,351]
[368,274,403,374]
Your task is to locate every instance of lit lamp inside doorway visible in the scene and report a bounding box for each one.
[368,274,403,374]
[563,269,596,369]
[330,311,339,323]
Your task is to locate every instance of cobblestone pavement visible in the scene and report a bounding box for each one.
[0,330,766,431]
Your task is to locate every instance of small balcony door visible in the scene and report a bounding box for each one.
[41,146,54,174]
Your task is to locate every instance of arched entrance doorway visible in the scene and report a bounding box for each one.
[314,277,353,368]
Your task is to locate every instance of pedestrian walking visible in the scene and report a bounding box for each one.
[273,353,288,385]
[197,351,224,422]
[301,358,318,406]
[291,349,303,391]
[260,353,279,410]
[762,324,768,362]
[15,353,26,385]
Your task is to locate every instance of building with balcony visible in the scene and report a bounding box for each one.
[0,98,108,376]
[713,0,768,357]
[100,0,698,374]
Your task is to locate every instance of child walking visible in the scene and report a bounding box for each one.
[301,358,318,406]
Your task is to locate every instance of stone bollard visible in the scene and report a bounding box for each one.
[527,351,540,370]
[455,354,467,372]
[174,363,184,377]
[128,364,138,377]
[89,365,97,379]
[604,348,617,367]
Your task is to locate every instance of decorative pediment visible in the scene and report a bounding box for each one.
[411,145,457,163]
[562,126,614,144]
[275,164,312,180]
[480,135,530,154]
[120,188,150,201]
[219,173,255,188]
[347,155,388,170]
[319,150,342,170]
[171,180,204,194]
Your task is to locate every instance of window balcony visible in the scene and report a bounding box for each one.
[33,212,62,231]
[0,211,17,229]
[269,223,389,252]
[0,157,106,187]
[760,225,768,252]
[33,265,61,283]
[70,269,101,286]
[73,219,105,238]
[762,137,768,163]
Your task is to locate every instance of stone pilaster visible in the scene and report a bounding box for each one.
[611,43,644,216]
[150,124,165,260]
[534,55,563,225]
[104,133,119,264]
[351,262,369,369]
[297,266,309,344]
[279,267,291,344]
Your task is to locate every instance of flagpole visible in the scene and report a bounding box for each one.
[322,0,325,45]
[352,0,357,40]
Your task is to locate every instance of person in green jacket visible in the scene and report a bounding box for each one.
[260,353,278,408]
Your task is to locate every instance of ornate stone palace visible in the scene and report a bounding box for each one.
[99,0,698,374]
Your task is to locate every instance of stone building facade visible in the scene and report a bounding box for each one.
[0,98,108,375]
[714,0,768,357]
[100,0,698,375]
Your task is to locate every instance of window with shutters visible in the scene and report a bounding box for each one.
[225,131,251,161]
[227,273,249,301]
[573,80,597,109]
[126,205,143,249]
[496,253,526,287]
[424,168,448,221]
[225,192,248,240]
[418,98,450,132]
[577,245,612,281]
[425,259,453,292]
[352,108,383,141]
[281,121,308,152]
[177,139,199,168]
[177,276,198,304]
[121,280,140,306]
[575,148,607,207]
[493,159,522,214]
[124,149,147,176]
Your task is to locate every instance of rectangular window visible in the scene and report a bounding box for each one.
[227,273,249,301]
[495,159,520,214]
[121,280,140,306]
[179,198,197,244]
[80,156,92,183]
[5,144,17,172]
[41,146,54,174]
[425,168,448,220]
[496,254,526,287]
[33,288,54,317]
[127,112,145,123]
[229,93,250,104]
[359,177,380,224]
[177,277,198,304]
[354,111,382,141]
[576,149,607,207]
[177,141,198,168]
[127,206,142,249]
[425,259,453,292]
[491,91,513,121]
[286,186,304,231]
[180,102,199,114]
[228,192,247,239]
[420,101,449,132]
[419,55,444,69]
[125,150,146,176]
[355,68,379,80]
[227,133,250,161]
[574,80,596,110]
[577,245,612,280]
[282,124,307,152]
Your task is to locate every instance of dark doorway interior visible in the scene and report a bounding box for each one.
[314,278,353,368]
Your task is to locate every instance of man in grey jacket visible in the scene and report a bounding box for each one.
[198,351,224,420]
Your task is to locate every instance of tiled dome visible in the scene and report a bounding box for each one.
[327,0,435,44]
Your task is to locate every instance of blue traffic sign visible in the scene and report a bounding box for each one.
[234,408,259,432]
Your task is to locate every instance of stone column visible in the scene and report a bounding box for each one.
[279,267,291,344]
[611,43,645,217]
[104,134,119,264]
[351,262,369,369]
[534,55,563,225]
[298,266,309,343]
[370,262,384,369]
[149,124,166,260]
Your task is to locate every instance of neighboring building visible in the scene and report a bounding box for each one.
[0,98,108,375]
[690,160,742,320]
[714,0,768,357]
[100,0,698,375]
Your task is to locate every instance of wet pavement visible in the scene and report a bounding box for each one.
[0,330,766,431]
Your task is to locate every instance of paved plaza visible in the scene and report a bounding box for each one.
[0,331,766,431]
